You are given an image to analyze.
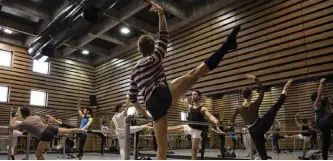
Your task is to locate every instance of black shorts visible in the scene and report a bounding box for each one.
[146,85,172,121]
[41,126,58,142]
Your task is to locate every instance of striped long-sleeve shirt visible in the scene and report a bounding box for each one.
[128,30,169,103]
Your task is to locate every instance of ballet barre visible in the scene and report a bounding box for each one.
[123,115,252,160]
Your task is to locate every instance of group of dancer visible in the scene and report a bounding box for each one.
[8,2,332,160]
[126,2,332,160]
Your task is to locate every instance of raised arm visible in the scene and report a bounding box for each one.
[246,74,264,106]
[77,99,84,118]
[202,107,219,125]
[295,113,302,128]
[314,78,326,108]
[149,2,169,62]
[150,2,168,32]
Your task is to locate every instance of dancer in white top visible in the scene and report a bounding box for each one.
[112,95,152,160]
[10,112,24,160]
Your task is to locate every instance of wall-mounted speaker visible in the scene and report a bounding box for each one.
[89,95,98,106]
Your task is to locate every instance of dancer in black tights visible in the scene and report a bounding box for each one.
[128,2,241,159]
[230,76,293,160]
[312,78,333,160]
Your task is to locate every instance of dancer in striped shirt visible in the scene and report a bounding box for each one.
[128,2,241,159]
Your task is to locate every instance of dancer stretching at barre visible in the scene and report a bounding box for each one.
[295,113,316,159]
[230,75,293,160]
[10,107,86,160]
[47,99,93,160]
[10,111,24,160]
[312,78,333,160]
[170,89,220,160]
[127,2,241,159]
[112,95,153,160]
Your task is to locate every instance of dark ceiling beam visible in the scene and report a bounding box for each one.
[103,9,157,35]
[64,40,110,57]
[98,33,128,46]
[0,17,36,36]
[62,0,149,57]
[24,0,70,47]
[0,0,51,20]
[150,0,189,20]
[169,0,239,31]
[93,0,239,65]
[125,17,158,35]
[0,16,108,57]
[0,35,24,47]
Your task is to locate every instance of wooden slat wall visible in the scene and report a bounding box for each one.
[0,43,95,150]
[95,0,333,150]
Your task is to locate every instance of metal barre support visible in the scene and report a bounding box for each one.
[124,115,134,160]
[26,133,31,160]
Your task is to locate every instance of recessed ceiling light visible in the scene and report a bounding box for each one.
[82,50,89,55]
[4,28,13,34]
[120,27,130,35]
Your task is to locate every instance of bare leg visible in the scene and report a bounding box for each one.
[154,115,168,160]
[191,138,200,160]
[167,125,185,132]
[58,128,86,135]
[170,63,210,104]
[169,26,241,104]
[35,141,48,160]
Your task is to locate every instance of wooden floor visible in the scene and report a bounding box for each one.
[139,149,333,160]
[0,150,332,160]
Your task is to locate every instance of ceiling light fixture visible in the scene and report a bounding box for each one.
[120,27,130,35]
[82,50,90,55]
[3,28,13,34]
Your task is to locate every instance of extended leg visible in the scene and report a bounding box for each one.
[169,26,241,104]
[261,79,293,133]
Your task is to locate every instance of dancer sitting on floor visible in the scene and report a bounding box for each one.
[295,113,316,159]
[230,75,293,160]
[127,2,241,159]
[10,107,86,160]
[112,95,153,160]
[312,78,333,160]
